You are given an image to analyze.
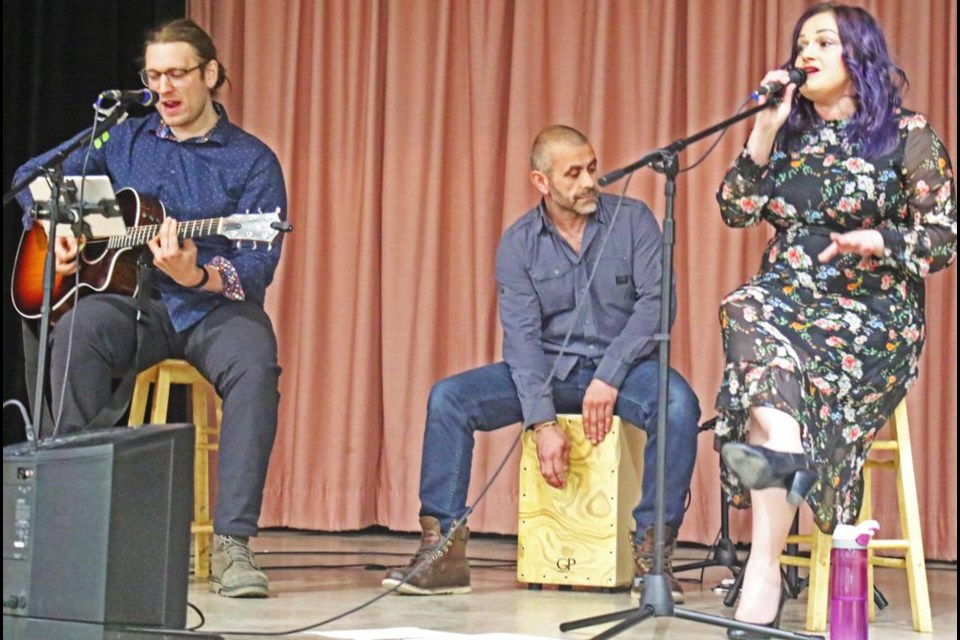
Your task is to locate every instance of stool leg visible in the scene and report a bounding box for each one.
[192,381,212,580]
[806,528,830,632]
[128,367,158,426]
[891,405,932,632]
[150,368,173,424]
[861,464,877,621]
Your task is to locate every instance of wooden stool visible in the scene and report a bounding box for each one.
[779,399,932,632]
[517,415,645,588]
[128,359,222,579]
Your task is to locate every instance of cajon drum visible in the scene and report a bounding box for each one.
[517,414,645,587]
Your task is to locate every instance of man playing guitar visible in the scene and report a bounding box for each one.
[13,18,286,599]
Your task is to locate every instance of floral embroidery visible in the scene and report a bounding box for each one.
[208,256,245,301]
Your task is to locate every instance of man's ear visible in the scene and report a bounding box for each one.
[530,170,550,196]
[204,59,220,90]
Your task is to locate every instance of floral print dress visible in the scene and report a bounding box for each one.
[715,111,956,532]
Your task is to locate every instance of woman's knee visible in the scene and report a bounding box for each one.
[720,289,764,326]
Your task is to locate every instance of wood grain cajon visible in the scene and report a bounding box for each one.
[517,414,645,588]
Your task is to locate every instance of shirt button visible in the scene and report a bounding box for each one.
[553,269,560,275]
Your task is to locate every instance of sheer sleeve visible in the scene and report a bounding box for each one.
[877,115,957,279]
[716,148,775,228]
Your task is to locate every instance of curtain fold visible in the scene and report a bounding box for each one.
[193,0,957,560]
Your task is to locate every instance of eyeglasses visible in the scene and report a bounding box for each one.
[139,63,205,88]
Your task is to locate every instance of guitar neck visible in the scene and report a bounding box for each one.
[107,218,226,249]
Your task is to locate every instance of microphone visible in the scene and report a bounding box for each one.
[98,89,160,107]
[750,68,807,101]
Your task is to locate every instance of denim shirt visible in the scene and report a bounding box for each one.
[495,193,673,426]
[14,104,287,331]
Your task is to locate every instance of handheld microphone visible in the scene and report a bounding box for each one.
[750,68,807,101]
[98,89,160,107]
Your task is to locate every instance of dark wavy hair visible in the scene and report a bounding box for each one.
[778,3,908,158]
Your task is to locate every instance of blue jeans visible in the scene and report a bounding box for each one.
[419,358,701,541]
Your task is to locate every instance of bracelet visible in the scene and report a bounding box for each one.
[533,420,558,434]
[188,265,210,289]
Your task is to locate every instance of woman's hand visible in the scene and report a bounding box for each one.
[818,230,886,262]
[746,69,799,165]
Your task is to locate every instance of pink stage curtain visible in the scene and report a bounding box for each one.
[190,0,957,560]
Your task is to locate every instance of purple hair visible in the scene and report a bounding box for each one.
[778,3,908,158]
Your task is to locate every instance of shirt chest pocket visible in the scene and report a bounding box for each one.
[595,254,636,311]
[530,265,576,318]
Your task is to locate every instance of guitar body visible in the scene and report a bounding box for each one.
[11,188,165,319]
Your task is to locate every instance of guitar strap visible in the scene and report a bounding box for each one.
[85,253,154,429]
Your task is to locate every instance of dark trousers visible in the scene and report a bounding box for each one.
[49,294,281,537]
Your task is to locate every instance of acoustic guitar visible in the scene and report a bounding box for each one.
[11,187,287,319]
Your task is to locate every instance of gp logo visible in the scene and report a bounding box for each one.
[556,557,577,572]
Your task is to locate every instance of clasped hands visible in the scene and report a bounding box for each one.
[53,217,205,287]
[534,378,618,489]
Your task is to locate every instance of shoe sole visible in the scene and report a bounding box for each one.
[721,445,777,490]
[722,445,815,506]
[381,577,471,595]
[210,579,269,598]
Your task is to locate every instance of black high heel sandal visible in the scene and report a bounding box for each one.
[720,443,817,505]
[726,585,788,639]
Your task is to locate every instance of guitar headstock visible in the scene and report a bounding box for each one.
[220,209,288,248]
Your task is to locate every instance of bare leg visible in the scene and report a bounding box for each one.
[735,406,802,623]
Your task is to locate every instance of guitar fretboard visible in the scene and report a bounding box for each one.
[107,218,224,249]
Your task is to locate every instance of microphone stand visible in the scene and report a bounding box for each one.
[3,102,132,445]
[559,97,824,640]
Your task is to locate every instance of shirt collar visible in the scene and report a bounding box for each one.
[535,195,609,233]
[152,101,230,144]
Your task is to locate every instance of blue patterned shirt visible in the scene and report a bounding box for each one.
[14,104,287,331]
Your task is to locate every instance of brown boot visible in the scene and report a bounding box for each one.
[631,526,684,603]
[382,516,471,595]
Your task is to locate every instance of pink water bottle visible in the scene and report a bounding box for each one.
[829,521,879,640]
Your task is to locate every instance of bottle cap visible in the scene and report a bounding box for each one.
[832,520,880,549]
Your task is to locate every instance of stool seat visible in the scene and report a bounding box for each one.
[517,415,644,588]
[779,399,932,632]
[129,358,221,579]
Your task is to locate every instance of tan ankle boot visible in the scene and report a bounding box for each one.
[382,516,471,595]
[210,534,269,598]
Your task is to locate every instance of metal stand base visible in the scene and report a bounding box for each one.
[561,574,823,640]
[673,487,743,589]
[561,604,825,640]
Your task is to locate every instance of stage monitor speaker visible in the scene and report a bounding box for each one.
[3,425,195,639]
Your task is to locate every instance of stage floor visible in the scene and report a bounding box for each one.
[184,529,958,639]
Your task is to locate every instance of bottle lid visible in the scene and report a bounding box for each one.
[832,520,880,549]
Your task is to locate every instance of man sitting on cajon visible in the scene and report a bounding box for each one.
[383,125,701,602]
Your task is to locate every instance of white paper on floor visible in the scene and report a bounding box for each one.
[312,628,553,640]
